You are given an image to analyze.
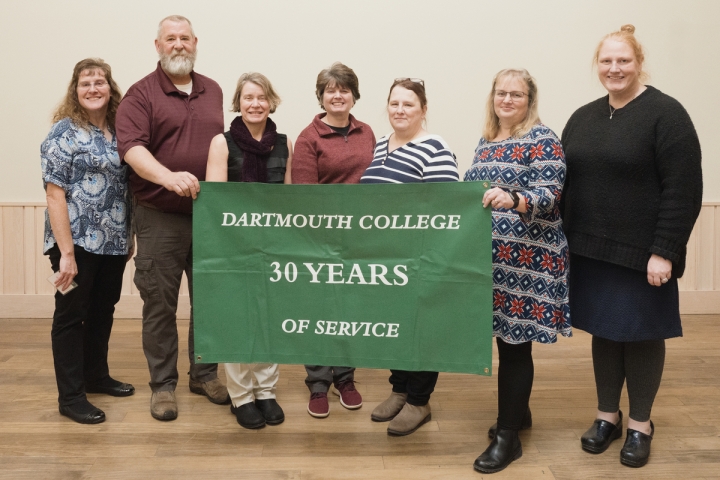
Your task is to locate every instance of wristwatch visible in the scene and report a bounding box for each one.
[508,191,520,209]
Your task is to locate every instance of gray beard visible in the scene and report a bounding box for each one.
[159,51,196,77]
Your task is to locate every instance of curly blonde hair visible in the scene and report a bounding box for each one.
[52,58,122,130]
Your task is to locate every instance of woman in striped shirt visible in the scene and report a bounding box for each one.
[361,78,458,436]
[360,79,457,185]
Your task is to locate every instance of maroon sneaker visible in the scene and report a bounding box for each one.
[307,392,329,418]
[333,380,363,409]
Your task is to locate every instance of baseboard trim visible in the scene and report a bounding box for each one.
[679,290,720,315]
[0,291,717,318]
[0,294,191,319]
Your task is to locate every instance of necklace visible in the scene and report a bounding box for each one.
[608,85,646,119]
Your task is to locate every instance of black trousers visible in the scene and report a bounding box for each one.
[389,370,439,406]
[48,245,126,406]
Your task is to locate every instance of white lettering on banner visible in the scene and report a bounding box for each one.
[269,262,298,283]
[347,264,368,284]
[220,213,460,229]
[282,319,311,333]
[359,215,373,229]
[221,213,237,225]
[297,319,399,337]
[275,214,292,227]
[276,262,409,285]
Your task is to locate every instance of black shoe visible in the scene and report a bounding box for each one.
[473,428,522,474]
[488,408,532,439]
[255,398,285,425]
[620,421,654,468]
[59,402,105,424]
[85,377,135,397]
[231,403,266,429]
[581,410,623,454]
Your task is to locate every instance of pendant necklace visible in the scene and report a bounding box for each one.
[609,86,644,119]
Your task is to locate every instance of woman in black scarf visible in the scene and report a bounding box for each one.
[205,72,292,429]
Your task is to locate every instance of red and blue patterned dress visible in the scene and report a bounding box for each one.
[464,124,571,344]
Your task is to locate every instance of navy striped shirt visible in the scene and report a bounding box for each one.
[360,134,459,184]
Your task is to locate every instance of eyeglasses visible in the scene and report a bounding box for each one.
[78,80,108,90]
[394,77,425,87]
[495,90,528,101]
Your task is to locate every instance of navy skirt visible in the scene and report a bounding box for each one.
[568,254,682,342]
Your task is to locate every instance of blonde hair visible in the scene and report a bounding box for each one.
[593,24,649,83]
[231,72,282,114]
[52,58,122,130]
[482,69,540,141]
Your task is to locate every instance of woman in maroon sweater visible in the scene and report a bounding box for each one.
[291,62,375,418]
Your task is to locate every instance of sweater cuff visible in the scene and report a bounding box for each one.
[649,236,684,264]
[518,192,535,224]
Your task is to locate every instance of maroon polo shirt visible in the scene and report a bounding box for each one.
[116,62,224,214]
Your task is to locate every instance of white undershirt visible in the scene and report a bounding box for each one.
[174,81,192,94]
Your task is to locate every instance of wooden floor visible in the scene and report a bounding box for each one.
[1,317,719,479]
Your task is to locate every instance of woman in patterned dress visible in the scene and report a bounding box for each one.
[464,68,571,474]
[42,58,134,424]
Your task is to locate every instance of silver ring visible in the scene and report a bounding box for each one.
[661,278,668,283]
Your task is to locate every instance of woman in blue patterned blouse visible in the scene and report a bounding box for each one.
[464,69,571,474]
[41,58,134,424]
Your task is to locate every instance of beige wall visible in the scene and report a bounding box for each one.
[1,0,718,202]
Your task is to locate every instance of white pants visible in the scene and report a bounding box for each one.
[225,363,279,407]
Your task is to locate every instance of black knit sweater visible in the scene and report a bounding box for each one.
[561,86,702,277]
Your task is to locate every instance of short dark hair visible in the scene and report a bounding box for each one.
[315,62,360,110]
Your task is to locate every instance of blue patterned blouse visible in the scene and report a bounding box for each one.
[41,118,131,255]
[464,124,571,344]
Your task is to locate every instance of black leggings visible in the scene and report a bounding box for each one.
[496,338,534,430]
[592,336,665,422]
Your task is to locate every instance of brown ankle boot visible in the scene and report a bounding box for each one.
[371,392,407,422]
[387,403,431,436]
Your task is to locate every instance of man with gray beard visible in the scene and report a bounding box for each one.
[116,15,227,421]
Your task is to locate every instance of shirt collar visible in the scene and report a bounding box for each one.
[155,61,205,97]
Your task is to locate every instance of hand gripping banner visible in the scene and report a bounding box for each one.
[193,181,493,375]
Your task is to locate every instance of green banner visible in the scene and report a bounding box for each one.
[193,181,493,375]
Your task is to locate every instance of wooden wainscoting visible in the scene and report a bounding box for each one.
[676,202,720,313]
[1,202,719,318]
[0,203,189,319]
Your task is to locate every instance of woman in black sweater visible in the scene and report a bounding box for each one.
[561,25,702,468]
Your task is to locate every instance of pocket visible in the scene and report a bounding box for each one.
[133,255,159,298]
[267,167,286,184]
[267,156,287,184]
